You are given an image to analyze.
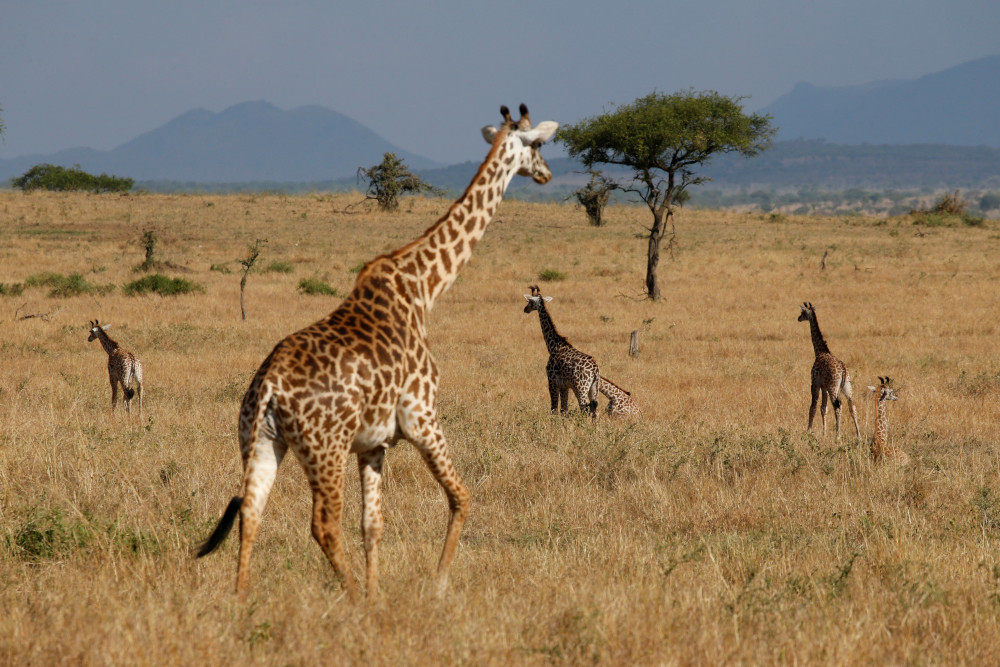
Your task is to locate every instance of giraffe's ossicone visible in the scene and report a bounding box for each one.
[196,105,558,602]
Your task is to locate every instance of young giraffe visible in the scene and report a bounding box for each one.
[868,376,909,465]
[522,285,600,418]
[196,105,558,601]
[797,302,861,440]
[87,319,143,419]
[598,376,641,418]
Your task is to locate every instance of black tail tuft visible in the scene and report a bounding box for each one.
[589,400,599,415]
[125,387,136,400]
[832,397,841,410]
[194,496,242,558]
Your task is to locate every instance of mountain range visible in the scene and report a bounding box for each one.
[1,55,998,189]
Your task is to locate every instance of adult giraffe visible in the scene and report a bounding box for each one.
[196,105,558,602]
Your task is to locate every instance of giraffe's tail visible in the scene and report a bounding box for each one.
[194,496,242,558]
[124,387,136,401]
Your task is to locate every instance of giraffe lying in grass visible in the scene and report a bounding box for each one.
[598,376,641,418]
[868,376,909,465]
[87,319,143,419]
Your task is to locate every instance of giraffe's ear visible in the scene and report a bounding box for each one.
[544,296,553,303]
[520,121,558,145]
[102,324,111,331]
[867,386,877,393]
[523,295,532,301]
[482,125,499,144]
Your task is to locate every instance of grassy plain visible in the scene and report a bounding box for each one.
[1,189,999,664]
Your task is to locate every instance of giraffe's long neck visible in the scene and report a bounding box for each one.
[872,395,889,455]
[96,329,119,357]
[808,315,831,356]
[392,127,522,311]
[535,301,569,356]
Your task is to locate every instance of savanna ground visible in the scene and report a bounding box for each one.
[1,189,999,665]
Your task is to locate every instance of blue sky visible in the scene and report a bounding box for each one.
[2,0,998,164]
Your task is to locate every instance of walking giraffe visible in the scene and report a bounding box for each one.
[87,319,143,419]
[196,105,558,601]
[797,302,861,440]
[868,376,909,464]
[522,285,600,418]
[598,376,641,418]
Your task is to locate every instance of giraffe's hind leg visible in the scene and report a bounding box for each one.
[235,429,288,599]
[306,439,359,602]
[357,446,386,598]
[842,378,861,440]
[807,384,820,432]
[819,389,829,436]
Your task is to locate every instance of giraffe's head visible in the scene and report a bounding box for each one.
[523,284,552,313]
[87,319,108,342]
[481,104,558,184]
[867,376,898,402]
[797,302,815,322]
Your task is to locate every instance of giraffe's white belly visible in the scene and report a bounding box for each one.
[351,417,403,452]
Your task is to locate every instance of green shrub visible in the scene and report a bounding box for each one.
[10,163,133,193]
[0,282,25,296]
[209,263,232,274]
[538,269,567,282]
[265,261,294,274]
[298,277,338,296]
[24,272,109,297]
[12,508,94,561]
[123,274,204,296]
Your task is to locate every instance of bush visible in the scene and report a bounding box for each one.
[538,269,567,282]
[123,274,203,296]
[912,191,985,227]
[11,163,133,193]
[0,282,25,296]
[265,261,294,274]
[298,277,338,296]
[24,272,109,297]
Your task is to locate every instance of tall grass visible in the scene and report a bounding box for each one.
[0,191,998,663]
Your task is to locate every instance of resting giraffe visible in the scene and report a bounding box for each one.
[522,285,600,418]
[598,376,641,418]
[868,376,909,464]
[87,319,143,419]
[797,302,861,440]
[196,105,558,601]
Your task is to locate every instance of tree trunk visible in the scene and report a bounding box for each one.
[629,330,640,357]
[645,208,669,300]
[240,274,248,321]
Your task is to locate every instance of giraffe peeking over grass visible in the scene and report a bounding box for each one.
[87,319,143,420]
[598,376,641,418]
[868,376,909,465]
[523,285,600,418]
[196,105,558,602]
[797,302,861,440]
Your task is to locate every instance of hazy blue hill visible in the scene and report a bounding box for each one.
[0,101,441,183]
[764,55,1000,146]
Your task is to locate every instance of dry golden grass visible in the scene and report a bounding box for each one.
[2,189,1000,664]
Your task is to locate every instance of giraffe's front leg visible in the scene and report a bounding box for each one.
[109,375,119,416]
[357,446,386,599]
[819,390,829,436]
[548,378,560,414]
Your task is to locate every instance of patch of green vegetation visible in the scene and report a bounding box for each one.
[538,269,567,282]
[348,261,366,274]
[11,507,94,561]
[24,272,111,297]
[264,260,294,274]
[123,273,204,296]
[210,263,233,274]
[298,277,338,296]
[0,282,25,296]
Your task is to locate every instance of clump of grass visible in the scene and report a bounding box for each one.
[12,507,94,562]
[539,269,567,282]
[123,273,204,296]
[298,277,338,296]
[0,282,25,296]
[24,272,110,297]
[265,260,294,274]
[348,261,366,274]
[209,263,232,274]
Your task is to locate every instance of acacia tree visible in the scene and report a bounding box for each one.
[356,152,442,211]
[558,91,775,299]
